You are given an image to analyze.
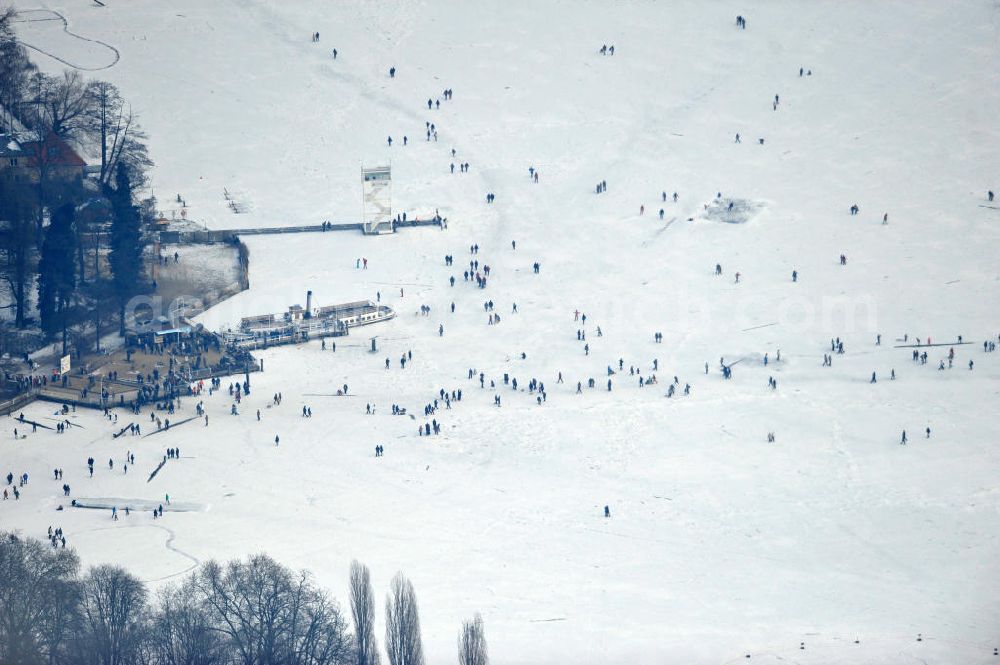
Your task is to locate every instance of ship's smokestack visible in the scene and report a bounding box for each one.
[305,290,313,318]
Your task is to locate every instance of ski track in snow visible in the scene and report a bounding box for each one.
[72,523,200,583]
[12,9,120,71]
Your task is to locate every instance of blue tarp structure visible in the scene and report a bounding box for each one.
[153,327,192,337]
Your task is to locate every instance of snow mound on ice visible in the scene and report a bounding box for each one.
[701,197,766,224]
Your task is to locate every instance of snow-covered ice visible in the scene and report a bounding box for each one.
[4,1,1000,663]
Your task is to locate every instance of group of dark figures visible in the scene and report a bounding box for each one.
[418,420,441,436]
[3,471,28,500]
[47,526,66,548]
[56,420,70,434]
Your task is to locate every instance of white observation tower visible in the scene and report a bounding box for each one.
[362,165,393,234]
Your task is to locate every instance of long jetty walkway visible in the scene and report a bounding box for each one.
[159,217,444,244]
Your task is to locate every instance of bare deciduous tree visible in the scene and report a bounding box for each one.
[87,80,152,190]
[349,560,380,665]
[287,582,352,665]
[29,70,92,144]
[0,532,81,664]
[384,573,423,665]
[149,576,224,665]
[0,5,34,129]
[1,534,369,665]
[80,564,148,665]
[457,614,488,665]
[194,554,350,665]
[195,557,287,665]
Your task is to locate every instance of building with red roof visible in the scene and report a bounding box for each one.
[0,132,86,183]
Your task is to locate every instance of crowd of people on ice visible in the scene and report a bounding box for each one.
[4,13,998,540]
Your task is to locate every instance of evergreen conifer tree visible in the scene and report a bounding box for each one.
[37,203,78,352]
[108,162,144,335]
